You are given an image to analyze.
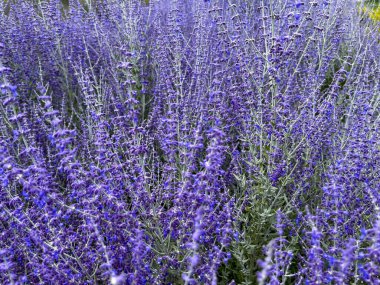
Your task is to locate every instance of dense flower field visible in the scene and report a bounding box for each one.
[0,0,379,284]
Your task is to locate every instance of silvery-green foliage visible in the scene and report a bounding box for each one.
[0,0,379,284]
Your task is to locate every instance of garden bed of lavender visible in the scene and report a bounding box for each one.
[0,0,379,284]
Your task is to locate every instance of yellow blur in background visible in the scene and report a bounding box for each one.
[362,6,380,21]
[368,6,380,21]
[361,1,380,22]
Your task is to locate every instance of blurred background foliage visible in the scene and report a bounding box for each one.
[363,0,380,21]
[3,0,150,12]
[2,0,379,21]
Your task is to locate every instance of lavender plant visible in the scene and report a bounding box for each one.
[0,0,379,284]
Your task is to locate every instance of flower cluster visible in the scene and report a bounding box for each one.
[0,0,379,284]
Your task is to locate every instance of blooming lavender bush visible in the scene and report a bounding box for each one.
[0,0,379,284]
